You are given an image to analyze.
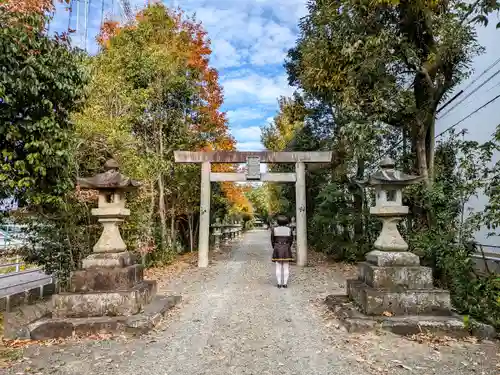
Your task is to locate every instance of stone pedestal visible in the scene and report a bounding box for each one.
[21,250,182,339]
[347,251,451,316]
[53,252,154,318]
[4,251,181,341]
[325,248,496,338]
[325,157,496,339]
[3,160,181,340]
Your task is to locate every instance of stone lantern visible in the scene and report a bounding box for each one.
[211,218,222,251]
[78,159,141,260]
[50,159,175,332]
[366,157,421,253]
[9,159,181,340]
[346,157,452,317]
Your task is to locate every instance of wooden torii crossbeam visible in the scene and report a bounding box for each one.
[174,150,333,268]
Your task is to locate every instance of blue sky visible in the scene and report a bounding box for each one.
[52,1,500,245]
[436,17,500,246]
[52,0,306,151]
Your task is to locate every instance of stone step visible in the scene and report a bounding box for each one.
[365,250,420,267]
[325,294,496,340]
[69,264,144,292]
[347,279,451,316]
[358,262,433,290]
[52,280,156,318]
[4,295,182,340]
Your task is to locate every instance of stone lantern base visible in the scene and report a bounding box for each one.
[348,250,451,316]
[4,251,182,340]
[326,250,497,339]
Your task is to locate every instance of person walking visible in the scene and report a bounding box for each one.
[271,215,294,288]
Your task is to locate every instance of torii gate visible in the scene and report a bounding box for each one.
[174,151,333,268]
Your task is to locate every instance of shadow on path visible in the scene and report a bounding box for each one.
[3,230,499,375]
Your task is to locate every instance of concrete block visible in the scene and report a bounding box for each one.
[69,264,144,292]
[347,279,451,316]
[365,250,420,266]
[82,251,137,269]
[52,280,156,318]
[358,262,433,290]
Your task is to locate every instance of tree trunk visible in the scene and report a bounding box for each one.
[170,208,176,251]
[425,116,436,181]
[158,121,168,251]
[415,129,430,187]
[158,174,168,250]
[353,158,365,238]
[187,213,194,252]
[194,215,199,248]
[414,124,433,230]
[144,180,156,266]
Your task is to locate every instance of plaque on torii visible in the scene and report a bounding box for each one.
[245,156,261,180]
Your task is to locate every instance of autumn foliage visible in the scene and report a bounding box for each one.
[95,4,249,215]
[0,0,59,14]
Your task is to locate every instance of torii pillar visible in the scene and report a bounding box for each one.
[174,151,333,268]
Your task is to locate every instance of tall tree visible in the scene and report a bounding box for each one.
[286,0,499,184]
[77,3,249,259]
[0,8,88,207]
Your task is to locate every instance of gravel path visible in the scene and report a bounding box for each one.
[3,230,499,375]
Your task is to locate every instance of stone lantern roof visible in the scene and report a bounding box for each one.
[77,159,141,191]
[359,157,422,187]
[211,218,222,227]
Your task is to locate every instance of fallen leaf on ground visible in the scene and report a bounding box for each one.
[406,333,458,347]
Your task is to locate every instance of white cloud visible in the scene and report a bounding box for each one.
[164,1,304,70]
[236,141,265,151]
[223,73,294,105]
[226,108,266,122]
[210,39,245,68]
[232,126,262,142]
[53,0,303,153]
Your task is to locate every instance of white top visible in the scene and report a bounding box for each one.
[273,226,292,236]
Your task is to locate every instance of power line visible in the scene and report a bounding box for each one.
[461,56,500,93]
[436,89,463,114]
[436,56,500,118]
[435,92,500,138]
[438,65,500,119]
[485,79,500,94]
[366,91,500,173]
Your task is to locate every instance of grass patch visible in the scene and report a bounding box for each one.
[0,345,22,368]
[0,256,36,275]
[0,313,23,368]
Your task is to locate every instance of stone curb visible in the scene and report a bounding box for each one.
[3,295,182,340]
[325,294,497,340]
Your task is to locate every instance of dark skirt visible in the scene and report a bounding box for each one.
[272,243,294,262]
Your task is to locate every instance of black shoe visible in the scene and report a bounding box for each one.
[283,284,288,288]
[277,284,282,288]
